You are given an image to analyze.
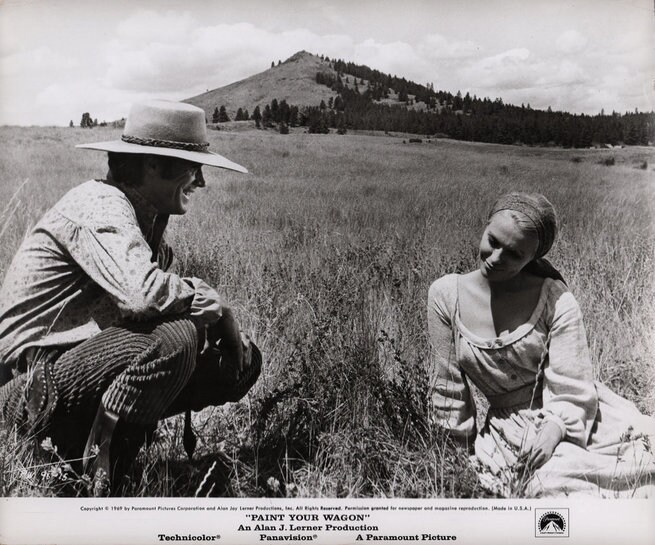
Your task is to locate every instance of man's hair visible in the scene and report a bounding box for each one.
[107,152,204,186]
[107,152,145,186]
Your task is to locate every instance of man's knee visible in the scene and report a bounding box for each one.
[147,317,200,360]
[100,317,201,425]
[171,337,262,414]
[128,316,200,389]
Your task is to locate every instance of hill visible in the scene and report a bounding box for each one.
[185,51,654,148]
[185,51,338,119]
[185,50,423,122]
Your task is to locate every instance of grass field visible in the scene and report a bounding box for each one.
[1,126,653,497]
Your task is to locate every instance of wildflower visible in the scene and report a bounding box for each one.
[40,437,55,453]
[620,426,634,443]
[267,476,280,493]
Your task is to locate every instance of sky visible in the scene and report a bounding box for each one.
[0,0,653,126]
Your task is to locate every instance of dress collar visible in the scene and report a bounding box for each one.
[455,277,552,349]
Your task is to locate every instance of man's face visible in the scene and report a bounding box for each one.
[141,157,204,215]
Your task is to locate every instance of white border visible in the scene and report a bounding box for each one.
[1,497,654,545]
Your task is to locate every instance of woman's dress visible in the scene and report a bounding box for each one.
[427,274,655,497]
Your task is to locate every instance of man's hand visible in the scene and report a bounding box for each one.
[206,307,244,380]
[181,328,260,411]
[240,332,253,375]
[518,420,563,470]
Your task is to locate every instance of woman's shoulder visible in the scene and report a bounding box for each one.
[542,277,574,301]
[428,273,461,317]
[541,277,584,322]
[428,273,460,295]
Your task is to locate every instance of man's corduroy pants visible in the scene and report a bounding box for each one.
[2,317,203,459]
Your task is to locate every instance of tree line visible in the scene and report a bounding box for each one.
[209,58,653,146]
[72,113,121,128]
[314,62,654,147]
[211,99,339,135]
[212,83,652,146]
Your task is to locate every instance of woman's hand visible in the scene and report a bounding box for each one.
[518,420,563,470]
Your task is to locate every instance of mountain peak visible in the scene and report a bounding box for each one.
[285,50,318,63]
[185,50,336,119]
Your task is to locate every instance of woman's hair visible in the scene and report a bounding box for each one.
[488,192,565,282]
[489,192,557,258]
[497,209,539,240]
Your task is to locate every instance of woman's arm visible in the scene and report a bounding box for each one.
[516,284,597,470]
[541,284,598,448]
[427,276,477,444]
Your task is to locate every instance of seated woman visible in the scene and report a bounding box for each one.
[427,192,655,497]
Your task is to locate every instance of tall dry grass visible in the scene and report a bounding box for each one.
[0,126,653,497]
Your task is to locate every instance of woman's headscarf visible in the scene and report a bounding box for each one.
[489,192,565,283]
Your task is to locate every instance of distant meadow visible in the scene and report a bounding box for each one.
[1,125,653,497]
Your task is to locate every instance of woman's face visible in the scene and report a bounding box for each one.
[479,211,539,282]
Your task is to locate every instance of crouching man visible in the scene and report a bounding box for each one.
[0,100,261,495]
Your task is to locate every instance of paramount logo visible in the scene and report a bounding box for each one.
[535,509,569,538]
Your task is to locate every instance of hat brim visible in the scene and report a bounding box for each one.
[76,140,248,173]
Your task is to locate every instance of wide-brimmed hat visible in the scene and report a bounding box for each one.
[76,100,247,173]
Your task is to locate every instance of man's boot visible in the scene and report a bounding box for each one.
[83,402,151,496]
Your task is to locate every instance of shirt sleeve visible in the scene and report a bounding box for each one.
[58,196,222,325]
[427,276,477,440]
[156,236,176,272]
[541,286,598,447]
[182,277,224,326]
